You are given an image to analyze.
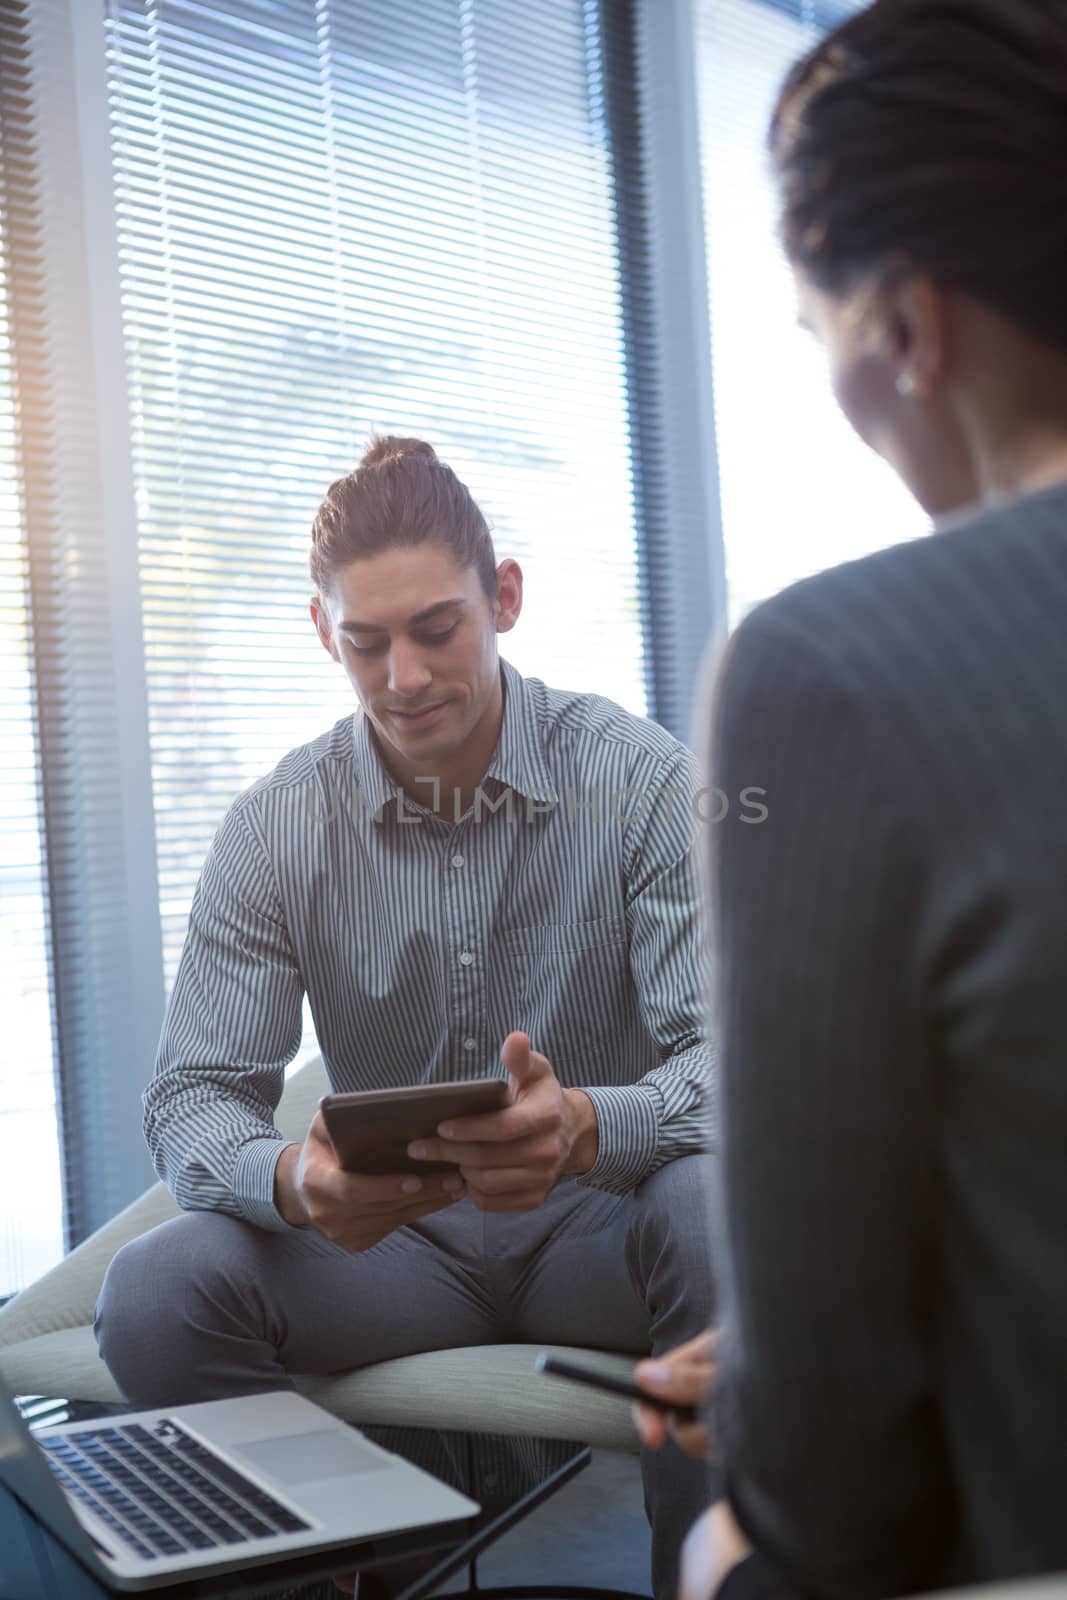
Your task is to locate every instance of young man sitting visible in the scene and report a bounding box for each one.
[95,435,717,1600]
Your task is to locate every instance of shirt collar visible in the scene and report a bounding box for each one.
[350,658,555,816]
[484,659,555,802]
[351,711,399,818]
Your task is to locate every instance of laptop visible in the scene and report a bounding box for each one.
[0,1380,479,1592]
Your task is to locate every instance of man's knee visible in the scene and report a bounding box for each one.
[633,1151,717,1233]
[629,1152,718,1324]
[94,1211,258,1383]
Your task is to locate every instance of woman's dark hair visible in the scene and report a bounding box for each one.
[769,0,1067,351]
[310,436,498,599]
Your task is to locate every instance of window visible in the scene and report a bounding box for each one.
[0,169,63,1299]
[695,0,928,623]
[7,0,811,1274]
[104,0,648,1011]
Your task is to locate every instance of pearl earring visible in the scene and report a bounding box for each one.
[896,372,917,397]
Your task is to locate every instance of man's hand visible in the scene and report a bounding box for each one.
[632,1330,717,1459]
[405,1032,599,1212]
[274,1111,467,1252]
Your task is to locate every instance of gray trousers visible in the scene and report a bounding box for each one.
[95,1154,717,1600]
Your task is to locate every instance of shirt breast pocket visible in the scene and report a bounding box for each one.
[502,916,629,1071]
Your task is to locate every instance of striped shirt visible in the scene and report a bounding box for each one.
[146,658,712,1231]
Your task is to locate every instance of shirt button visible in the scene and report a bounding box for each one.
[451,854,465,869]
[463,1037,476,1052]
[459,949,475,966]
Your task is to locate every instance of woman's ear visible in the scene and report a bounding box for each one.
[886,276,952,399]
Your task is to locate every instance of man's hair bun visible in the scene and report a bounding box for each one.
[359,434,438,470]
[310,433,497,601]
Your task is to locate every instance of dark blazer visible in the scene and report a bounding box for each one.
[708,480,1067,1598]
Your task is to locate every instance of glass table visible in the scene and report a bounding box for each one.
[10,1397,629,1600]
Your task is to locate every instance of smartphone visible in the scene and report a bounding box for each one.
[319,1078,510,1175]
[534,1353,698,1422]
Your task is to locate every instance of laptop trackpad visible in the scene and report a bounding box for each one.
[237,1428,390,1485]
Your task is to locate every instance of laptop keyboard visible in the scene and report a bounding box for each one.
[39,1419,311,1561]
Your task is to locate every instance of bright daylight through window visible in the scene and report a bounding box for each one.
[696,0,929,623]
[0,203,63,1300]
[105,0,648,1029]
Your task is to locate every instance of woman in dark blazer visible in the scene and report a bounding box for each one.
[638,1,1067,1595]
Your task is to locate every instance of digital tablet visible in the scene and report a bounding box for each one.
[319,1078,511,1175]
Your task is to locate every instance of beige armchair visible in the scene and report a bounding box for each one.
[0,1055,640,1449]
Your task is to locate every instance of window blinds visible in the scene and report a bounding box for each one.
[104,0,648,1000]
[695,0,928,622]
[0,0,63,1298]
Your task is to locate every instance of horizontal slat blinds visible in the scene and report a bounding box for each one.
[105,0,647,1010]
[0,0,63,1298]
[695,0,928,621]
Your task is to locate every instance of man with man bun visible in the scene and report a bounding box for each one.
[96,434,717,1599]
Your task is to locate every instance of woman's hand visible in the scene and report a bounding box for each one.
[679,1500,754,1600]
[632,1329,717,1459]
